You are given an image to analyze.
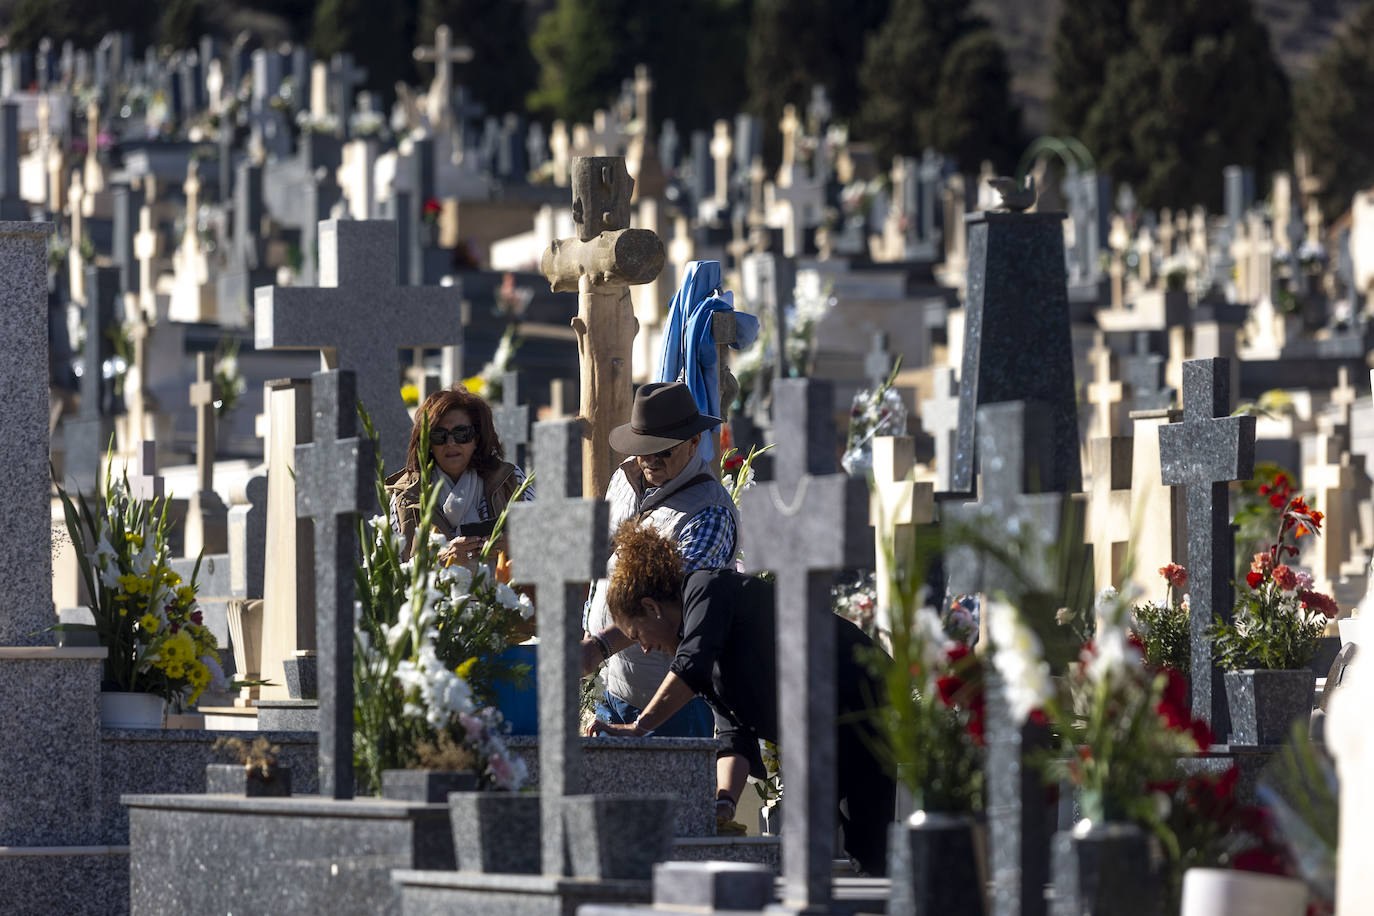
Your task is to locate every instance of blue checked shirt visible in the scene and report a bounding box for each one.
[666,503,737,573]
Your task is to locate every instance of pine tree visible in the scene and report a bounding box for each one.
[159,0,206,51]
[1050,0,1291,210]
[1049,0,1132,136]
[1295,2,1374,221]
[857,0,1021,169]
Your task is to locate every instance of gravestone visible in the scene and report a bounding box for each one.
[1158,358,1255,736]
[508,419,611,875]
[919,366,960,493]
[491,370,531,469]
[228,475,268,599]
[540,157,664,498]
[255,219,463,473]
[128,440,164,501]
[64,266,120,492]
[293,369,375,799]
[871,435,934,641]
[184,352,228,557]
[1085,333,1125,440]
[738,379,874,911]
[952,206,1081,494]
[1087,436,1133,592]
[413,24,473,137]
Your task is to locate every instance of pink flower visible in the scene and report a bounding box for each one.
[1159,563,1188,589]
[1250,553,1273,577]
[1293,570,1315,591]
[1272,565,1298,591]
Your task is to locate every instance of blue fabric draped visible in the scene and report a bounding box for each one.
[655,260,760,462]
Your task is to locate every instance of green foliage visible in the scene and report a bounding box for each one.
[1049,0,1292,210]
[6,0,158,50]
[858,0,1022,168]
[310,0,417,106]
[1210,595,1325,671]
[529,0,749,132]
[1133,599,1190,674]
[1295,2,1374,222]
[417,0,537,116]
[1233,462,1295,579]
[158,0,206,50]
[1257,721,1338,905]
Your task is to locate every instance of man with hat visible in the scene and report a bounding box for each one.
[580,382,739,743]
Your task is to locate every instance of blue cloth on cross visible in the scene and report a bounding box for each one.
[655,260,759,462]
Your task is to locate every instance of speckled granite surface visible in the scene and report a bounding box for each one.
[392,870,650,916]
[0,846,129,916]
[256,698,320,730]
[0,651,104,846]
[669,836,782,869]
[127,795,453,916]
[506,735,718,837]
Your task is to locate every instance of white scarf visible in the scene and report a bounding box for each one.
[437,469,483,530]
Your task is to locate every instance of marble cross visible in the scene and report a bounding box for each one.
[1086,332,1124,439]
[738,379,873,910]
[191,353,219,493]
[1087,436,1133,593]
[255,219,462,473]
[128,440,164,501]
[293,369,375,799]
[413,25,473,135]
[507,419,610,876]
[1158,357,1255,734]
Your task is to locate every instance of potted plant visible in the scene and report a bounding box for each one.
[1212,494,1336,744]
[56,460,225,728]
[207,737,292,797]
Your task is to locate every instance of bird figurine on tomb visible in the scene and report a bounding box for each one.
[987,174,1037,212]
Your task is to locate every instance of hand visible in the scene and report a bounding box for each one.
[579,637,604,678]
[587,719,643,738]
[438,536,486,567]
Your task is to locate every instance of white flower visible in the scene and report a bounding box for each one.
[369,514,387,532]
[495,581,520,610]
[987,600,1054,724]
[911,607,951,684]
[1086,591,1142,681]
[517,592,534,620]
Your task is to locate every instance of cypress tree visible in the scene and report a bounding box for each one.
[418,0,537,117]
[1295,2,1374,221]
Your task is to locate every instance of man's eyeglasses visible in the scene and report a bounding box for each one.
[431,424,478,445]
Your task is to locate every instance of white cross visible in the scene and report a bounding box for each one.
[1086,333,1124,439]
[1087,436,1133,592]
[413,24,473,134]
[869,435,934,639]
[709,120,731,208]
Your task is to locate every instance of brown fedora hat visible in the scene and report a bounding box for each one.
[609,382,722,456]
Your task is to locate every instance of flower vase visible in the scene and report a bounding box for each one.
[448,791,540,874]
[1223,669,1316,745]
[99,691,165,729]
[887,811,986,916]
[1050,820,1160,916]
[1179,867,1307,916]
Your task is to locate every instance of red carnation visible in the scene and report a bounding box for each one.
[1298,590,1340,619]
[1159,563,1189,589]
[1232,847,1287,876]
[1272,565,1298,590]
[1246,571,1264,589]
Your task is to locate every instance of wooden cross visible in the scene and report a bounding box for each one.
[507,419,610,876]
[1087,436,1133,592]
[870,435,934,640]
[413,24,473,133]
[190,352,220,493]
[255,219,462,473]
[1086,332,1124,439]
[1158,358,1255,734]
[738,379,873,910]
[293,369,375,799]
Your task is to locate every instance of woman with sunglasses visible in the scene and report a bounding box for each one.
[387,384,532,564]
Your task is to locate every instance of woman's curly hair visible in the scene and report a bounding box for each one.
[605,521,684,628]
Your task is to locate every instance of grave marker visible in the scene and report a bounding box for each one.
[738,379,873,910]
[919,366,960,493]
[255,219,463,473]
[1086,332,1125,439]
[491,370,531,468]
[1158,358,1255,734]
[871,435,934,640]
[128,440,164,501]
[508,419,610,875]
[413,25,473,136]
[185,352,228,557]
[1087,436,1133,592]
[294,369,375,799]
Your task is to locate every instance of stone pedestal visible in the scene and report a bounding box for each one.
[256,699,320,730]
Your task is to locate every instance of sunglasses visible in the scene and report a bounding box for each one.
[431,424,478,446]
[642,441,685,461]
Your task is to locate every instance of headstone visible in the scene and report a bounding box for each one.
[128,440,164,501]
[952,206,1081,494]
[293,368,375,799]
[1158,358,1255,736]
[708,120,731,211]
[1087,436,1133,592]
[919,366,960,493]
[738,379,874,910]
[413,24,473,136]
[185,352,228,557]
[111,182,144,298]
[508,419,611,874]
[491,370,531,468]
[1125,408,1187,600]
[870,435,934,639]
[1086,332,1125,440]
[228,475,268,599]
[328,53,367,138]
[0,101,28,218]
[255,219,463,473]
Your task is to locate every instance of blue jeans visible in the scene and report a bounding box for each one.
[594,690,714,738]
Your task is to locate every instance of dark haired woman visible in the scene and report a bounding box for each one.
[588,522,895,876]
[387,384,532,564]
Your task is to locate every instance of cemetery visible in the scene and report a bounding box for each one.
[6,2,1374,914]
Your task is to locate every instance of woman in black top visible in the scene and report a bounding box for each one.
[588,522,895,876]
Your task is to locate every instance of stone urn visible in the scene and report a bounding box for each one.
[448,791,540,874]
[562,794,676,881]
[1050,819,1160,916]
[1223,669,1316,745]
[888,811,986,916]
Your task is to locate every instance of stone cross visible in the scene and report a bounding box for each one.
[132,204,160,320]
[738,379,874,910]
[767,171,821,258]
[1087,436,1133,592]
[413,24,474,135]
[191,351,220,485]
[549,120,571,187]
[128,440,164,501]
[1330,366,1358,430]
[540,157,665,497]
[0,220,54,646]
[1125,408,1187,601]
[255,219,463,473]
[1303,426,1356,597]
[585,109,620,156]
[1086,332,1125,439]
[709,120,731,209]
[309,59,329,122]
[870,435,934,640]
[777,104,802,183]
[68,170,86,304]
[919,366,960,493]
[328,53,367,137]
[1158,358,1255,735]
[491,370,531,469]
[83,99,103,196]
[508,419,610,876]
[294,369,375,799]
[863,330,890,390]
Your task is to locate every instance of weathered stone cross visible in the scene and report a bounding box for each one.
[185,352,228,557]
[1086,332,1124,439]
[293,368,375,799]
[738,378,873,910]
[1158,357,1255,734]
[540,157,664,497]
[508,419,610,876]
[491,370,531,469]
[255,219,462,473]
[413,24,473,135]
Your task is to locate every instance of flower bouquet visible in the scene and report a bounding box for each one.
[840,356,907,476]
[57,463,224,713]
[1133,563,1191,675]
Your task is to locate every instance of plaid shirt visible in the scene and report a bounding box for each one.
[675,504,738,574]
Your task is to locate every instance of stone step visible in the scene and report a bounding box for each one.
[670,836,781,870]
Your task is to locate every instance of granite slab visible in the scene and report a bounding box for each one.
[0,845,129,916]
[392,869,651,916]
[256,698,320,730]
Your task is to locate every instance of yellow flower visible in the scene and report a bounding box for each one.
[175,586,196,604]
[160,630,195,666]
[165,662,185,679]
[163,569,181,586]
[462,376,486,397]
[455,657,478,680]
[139,614,160,634]
[187,661,210,687]
[401,382,419,406]
[117,574,147,595]
[125,532,144,548]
